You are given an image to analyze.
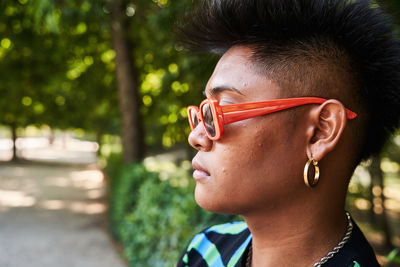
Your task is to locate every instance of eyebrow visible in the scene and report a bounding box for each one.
[203,86,245,98]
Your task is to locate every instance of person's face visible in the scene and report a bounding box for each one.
[188,46,309,216]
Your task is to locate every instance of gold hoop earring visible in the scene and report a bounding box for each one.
[304,157,320,188]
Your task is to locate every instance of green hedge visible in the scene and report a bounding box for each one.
[106,157,237,267]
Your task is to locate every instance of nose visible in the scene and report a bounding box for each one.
[188,124,213,152]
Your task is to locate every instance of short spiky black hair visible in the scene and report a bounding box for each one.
[178,0,400,161]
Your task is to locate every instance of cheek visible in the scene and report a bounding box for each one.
[231,120,302,198]
[223,120,279,167]
[195,123,279,212]
[194,116,305,214]
[214,127,271,182]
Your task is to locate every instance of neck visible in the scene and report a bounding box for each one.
[243,195,348,266]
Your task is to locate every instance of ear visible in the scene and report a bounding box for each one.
[305,99,347,162]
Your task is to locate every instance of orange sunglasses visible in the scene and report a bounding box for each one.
[187,97,357,140]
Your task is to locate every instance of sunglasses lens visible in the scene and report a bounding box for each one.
[202,103,216,137]
[189,108,199,129]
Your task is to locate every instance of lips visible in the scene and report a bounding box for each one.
[192,159,210,180]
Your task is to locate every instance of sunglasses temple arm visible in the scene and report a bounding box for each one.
[221,101,357,125]
[222,105,294,124]
[346,109,357,120]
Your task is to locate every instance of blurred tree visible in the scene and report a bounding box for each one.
[122,0,217,152]
[0,0,120,160]
[369,0,400,251]
[368,155,394,249]
[109,0,143,163]
[0,0,215,162]
[0,0,66,160]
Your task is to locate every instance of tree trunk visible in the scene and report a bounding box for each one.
[369,155,394,249]
[11,123,18,162]
[109,0,144,163]
[367,173,376,225]
[96,132,102,156]
[48,128,54,146]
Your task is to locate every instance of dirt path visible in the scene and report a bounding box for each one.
[0,162,126,267]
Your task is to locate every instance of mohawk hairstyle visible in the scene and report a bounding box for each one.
[177,0,400,161]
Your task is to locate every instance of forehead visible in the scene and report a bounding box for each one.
[206,46,281,101]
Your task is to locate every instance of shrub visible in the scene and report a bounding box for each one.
[107,157,158,240]
[107,158,237,266]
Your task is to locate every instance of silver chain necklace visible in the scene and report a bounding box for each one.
[245,211,353,267]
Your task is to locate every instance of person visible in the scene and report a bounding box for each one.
[176,0,400,266]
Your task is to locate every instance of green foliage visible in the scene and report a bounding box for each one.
[0,0,215,152]
[107,155,156,239]
[122,0,218,149]
[0,0,119,135]
[386,248,400,264]
[107,158,238,267]
[122,175,194,266]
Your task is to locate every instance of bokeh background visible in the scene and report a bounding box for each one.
[0,0,399,266]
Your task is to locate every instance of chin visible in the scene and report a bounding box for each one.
[194,187,241,215]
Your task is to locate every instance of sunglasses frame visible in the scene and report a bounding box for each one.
[187,97,357,141]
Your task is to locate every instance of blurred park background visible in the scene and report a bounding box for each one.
[0,0,399,266]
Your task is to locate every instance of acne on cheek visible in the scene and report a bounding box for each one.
[214,166,228,178]
[247,130,277,164]
[255,134,265,148]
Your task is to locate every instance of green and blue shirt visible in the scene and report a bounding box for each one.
[177,219,380,267]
